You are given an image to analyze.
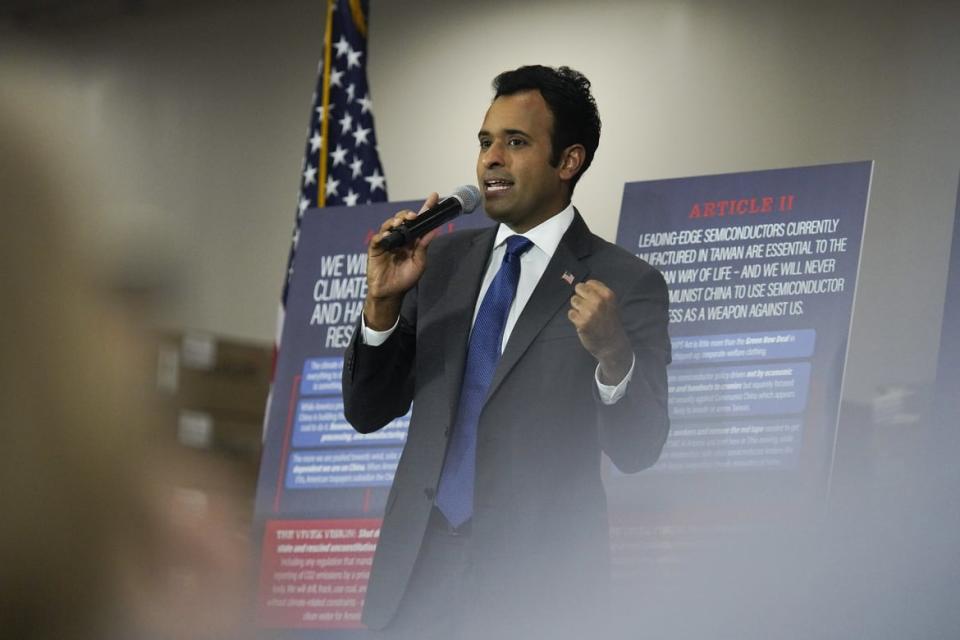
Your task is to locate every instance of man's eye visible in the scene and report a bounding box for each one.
[508,138,526,146]
[479,139,491,149]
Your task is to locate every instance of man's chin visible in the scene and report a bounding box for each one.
[481,199,515,224]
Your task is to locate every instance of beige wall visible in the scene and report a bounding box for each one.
[1,0,958,402]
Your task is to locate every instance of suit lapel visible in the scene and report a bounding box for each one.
[440,227,497,423]
[485,211,593,404]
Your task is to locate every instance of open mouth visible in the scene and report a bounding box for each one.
[483,178,514,195]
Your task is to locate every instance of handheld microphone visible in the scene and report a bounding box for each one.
[378,185,481,250]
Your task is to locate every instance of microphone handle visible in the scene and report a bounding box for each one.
[379,197,463,250]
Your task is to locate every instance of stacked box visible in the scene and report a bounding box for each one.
[154,330,273,527]
[157,331,273,416]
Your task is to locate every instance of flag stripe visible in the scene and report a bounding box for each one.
[348,0,368,37]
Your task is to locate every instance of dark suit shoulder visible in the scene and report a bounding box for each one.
[408,226,494,315]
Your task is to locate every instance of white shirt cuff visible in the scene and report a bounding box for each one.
[360,313,399,346]
[595,353,636,405]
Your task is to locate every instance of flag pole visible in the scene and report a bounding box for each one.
[317,0,336,207]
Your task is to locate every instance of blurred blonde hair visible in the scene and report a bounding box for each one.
[0,100,252,639]
[1,98,170,639]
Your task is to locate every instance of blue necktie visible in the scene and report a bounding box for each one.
[436,235,533,527]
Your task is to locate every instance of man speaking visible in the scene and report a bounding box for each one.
[342,65,670,639]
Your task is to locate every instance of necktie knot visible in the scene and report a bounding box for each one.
[504,235,533,263]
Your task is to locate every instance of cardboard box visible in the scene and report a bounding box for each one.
[156,331,273,416]
[176,409,263,466]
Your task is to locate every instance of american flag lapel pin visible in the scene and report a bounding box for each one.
[561,271,575,285]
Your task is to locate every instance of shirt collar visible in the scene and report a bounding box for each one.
[493,203,575,259]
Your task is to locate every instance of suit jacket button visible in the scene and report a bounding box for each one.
[423,488,435,500]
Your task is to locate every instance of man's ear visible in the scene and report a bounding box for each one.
[558,144,586,181]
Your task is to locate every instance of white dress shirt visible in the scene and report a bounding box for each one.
[361,204,635,404]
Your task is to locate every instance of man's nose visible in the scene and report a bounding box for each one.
[481,141,505,168]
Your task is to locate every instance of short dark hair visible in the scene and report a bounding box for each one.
[492,65,601,192]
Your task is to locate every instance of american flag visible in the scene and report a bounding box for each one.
[266,0,387,426]
[284,0,388,306]
[280,0,387,329]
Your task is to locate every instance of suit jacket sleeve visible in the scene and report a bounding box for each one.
[342,289,418,434]
[596,266,671,473]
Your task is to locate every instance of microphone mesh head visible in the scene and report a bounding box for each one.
[451,184,482,213]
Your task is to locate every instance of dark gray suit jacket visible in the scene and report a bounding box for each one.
[342,211,670,631]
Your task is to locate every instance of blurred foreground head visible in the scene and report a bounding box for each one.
[0,103,253,639]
